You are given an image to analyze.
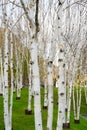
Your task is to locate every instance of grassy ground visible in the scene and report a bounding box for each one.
[0,87,87,130]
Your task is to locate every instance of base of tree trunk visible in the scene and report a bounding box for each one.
[16,97,21,100]
[0,93,3,96]
[25,109,32,115]
[21,87,23,90]
[74,119,80,124]
[63,123,70,128]
[43,106,48,109]
[32,95,34,98]
[65,108,68,112]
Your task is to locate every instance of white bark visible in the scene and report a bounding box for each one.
[73,85,77,120]
[19,48,23,90]
[85,84,87,104]
[73,74,82,122]
[77,84,82,120]
[56,45,66,130]
[19,1,43,129]
[0,48,3,95]
[28,63,32,111]
[20,63,23,90]
[30,40,43,130]
[16,58,20,98]
[3,29,10,130]
[47,55,53,130]
[43,60,48,108]
[9,32,14,129]
[0,75,2,94]
[16,48,21,99]
[67,80,73,123]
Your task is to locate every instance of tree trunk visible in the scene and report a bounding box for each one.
[30,40,43,130]
[56,45,66,130]
[9,32,14,129]
[3,29,10,130]
[47,57,53,130]
[85,84,87,104]
[77,83,82,120]
[28,63,32,112]
[73,85,77,121]
[66,80,73,125]
[0,48,3,95]
[43,60,48,109]
[16,49,21,99]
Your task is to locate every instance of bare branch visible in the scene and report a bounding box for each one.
[11,13,25,31]
[63,1,87,11]
[20,0,34,29]
[35,0,39,35]
[8,0,22,8]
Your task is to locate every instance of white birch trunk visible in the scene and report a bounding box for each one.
[30,40,42,130]
[3,29,10,130]
[67,80,73,124]
[77,83,82,120]
[16,58,20,98]
[20,0,43,129]
[0,75,2,94]
[43,60,48,109]
[9,32,14,129]
[73,85,77,120]
[0,48,3,95]
[27,63,32,111]
[1,49,4,96]
[85,84,87,104]
[13,43,16,93]
[76,83,79,118]
[76,57,82,121]
[56,45,66,130]
[16,49,21,99]
[19,50,23,90]
[20,64,23,90]
[30,59,34,97]
[47,57,53,130]
[73,75,82,123]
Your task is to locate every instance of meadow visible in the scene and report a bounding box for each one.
[0,87,87,130]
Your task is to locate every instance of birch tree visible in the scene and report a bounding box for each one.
[2,0,12,129]
[25,60,32,115]
[20,0,43,130]
[0,47,3,96]
[47,42,53,130]
[9,32,14,129]
[56,45,66,130]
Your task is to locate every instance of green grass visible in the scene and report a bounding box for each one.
[0,87,87,130]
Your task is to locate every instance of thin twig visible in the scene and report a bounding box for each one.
[8,0,22,8]
[20,0,34,29]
